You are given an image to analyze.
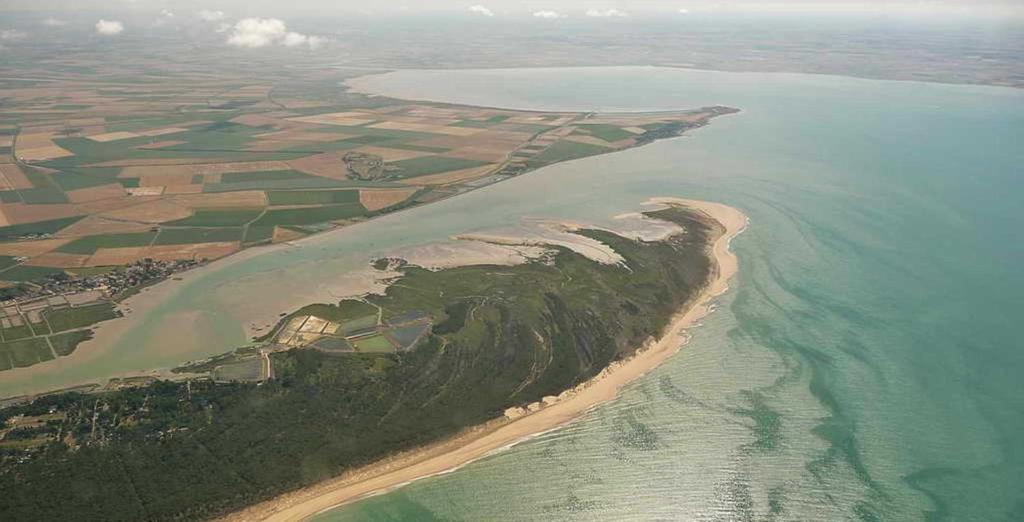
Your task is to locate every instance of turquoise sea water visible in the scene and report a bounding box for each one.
[313,68,1024,520]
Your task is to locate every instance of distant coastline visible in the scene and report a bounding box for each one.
[223,199,747,522]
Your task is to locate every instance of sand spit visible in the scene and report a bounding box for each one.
[454,217,630,266]
[388,240,549,271]
[223,198,747,522]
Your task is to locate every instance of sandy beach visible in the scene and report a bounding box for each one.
[223,198,747,522]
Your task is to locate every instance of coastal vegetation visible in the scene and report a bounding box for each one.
[0,205,722,520]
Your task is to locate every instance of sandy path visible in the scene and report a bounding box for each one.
[224,198,747,522]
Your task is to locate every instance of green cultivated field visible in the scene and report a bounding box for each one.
[0,216,83,240]
[153,227,243,245]
[220,170,314,184]
[212,357,263,382]
[0,265,65,282]
[203,177,364,193]
[19,188,68,205]
[243,225,275,244]
[57,232,158,254]
[44,303,119,333]
[252,204,367,227]
[352,334,395,353]
[576,123,636,142]
[389,156,490,178]
[165,209,264,227]
[1,323,33,342]
[49,330,93,356]
[266,190,360,206]
[0,338,54,368]
[0,256,19,271]
[528,140,611,167]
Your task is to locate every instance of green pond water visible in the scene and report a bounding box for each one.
[310,67,1023,520]
[1,65,1020,520]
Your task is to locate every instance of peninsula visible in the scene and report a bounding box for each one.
[0,199,745,521]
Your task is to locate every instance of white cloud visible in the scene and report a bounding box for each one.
[307,36,326,50]
[160,9,175,18]
[533,10,566,19]
[227,18,285,48]
[282,31,309,47]
[198,10,226,22]
[226,18,324,50]
[1,30,27,41]
[95,20,124,36]
[678,8,690,14]
[586,9,628,17]
[468,5,494,17]
[41,18,67,27]
[215,22,232,33]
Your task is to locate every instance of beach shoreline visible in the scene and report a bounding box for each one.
[222,198,747,522]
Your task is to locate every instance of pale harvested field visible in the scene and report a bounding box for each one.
[145,242,239,262]
[272,226,306,243]
[0,165,34,190]
[170,190,267,209]
[405,132,526,151]
[65,117,106,127]
[352,146,432,162]
[402,164,497,186]
[287,152,348,180]
[126,187,166,197]
[380,116,460,126]
[76,125,108,136]
[563,134,614,147]
[404,107,462,118]
[232,114,287,127]
[17,144,74,161]
[1,203,79,225]
[139,173,194,187]
[0,137,12,148]
[0,238,73,258]
[137,140,186,150]
[289,113,378,127]
[28,252,90,268]
[98,199,191,223]
[369,121,481,137]
[75,196,156,214]
[86,246,150,267]
[138,127,188,137]
[245,140,300,152]
[87,131,140,143]
[163,184,204,195]
[13,132,58,150]
[120,165,193,178]
[87,157,237,167]
[446,146,514,162]
[56,216,152,237]
[188,161,292,175]
[252,130,343,143]
[65,184,127,203]
[359,188,418,211]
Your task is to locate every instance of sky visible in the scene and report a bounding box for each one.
[0,0,1021,17]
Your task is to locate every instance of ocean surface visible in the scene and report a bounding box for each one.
[309,67,1023,520]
